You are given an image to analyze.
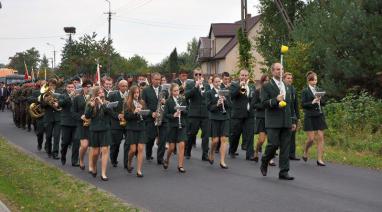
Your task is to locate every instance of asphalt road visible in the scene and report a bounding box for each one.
[0,111,381,212]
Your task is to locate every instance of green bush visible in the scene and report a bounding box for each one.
[323,91,382,155]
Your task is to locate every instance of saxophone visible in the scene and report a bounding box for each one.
[119,98,127,127]
[154,84,170,126]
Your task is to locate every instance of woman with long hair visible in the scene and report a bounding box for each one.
[124,85,147,177]
[301,71,327,166]
[162,83,187,173]
[206,75,230,169]
[85,86,111,181]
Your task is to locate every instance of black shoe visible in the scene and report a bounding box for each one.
[146,156,154,161]
[279,174,294,180]
[235,152,239,156]
[254,156,259,163]
[61,158,66,165]
[269,161,276,166]
[178,167,186,173]
[317,161,326,166]
[163,160,169,170]
[53,155,60,160]
[157,160,163,165]
[260,163,268,176]
[208,159,214,165]
[136,172,144,178]
[289,157,301,161]
[37,144,42,151]
[79,165,85,170]
[302,156,308,162]
[91,171,97,178]
[100,176,109,181]
[111,162,118,167]
[72,163,80,167]
[220,163,228,169]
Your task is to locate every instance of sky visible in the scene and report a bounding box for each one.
[0,0,260,66]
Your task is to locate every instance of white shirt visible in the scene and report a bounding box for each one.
[273,77,286,96]
[309,85,316,94]
[153,86,159,98]
[119,91,127,98]
[173,96,179,106]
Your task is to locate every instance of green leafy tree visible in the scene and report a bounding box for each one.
[292,0,382,98]
[167,48,179,73]
[256,0,305,67]
[178,38,198,71]
[237,28,254,74]
[39,55,51,70]
[7,48,40,74]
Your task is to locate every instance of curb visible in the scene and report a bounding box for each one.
[0,200,11,212]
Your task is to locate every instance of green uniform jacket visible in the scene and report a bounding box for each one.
[71,94,87,126]
[124,108,146,131]
[85,104,111,132]
[252,88,265,118]
[229,81,256,119]
[261,79,294,128]
[108,91,126,130]
[58,92,76,126]
[184,80,210,118]
[206,88,230,120]
[301,86,326,117]
[41,91,61,123]
[164,96,188,128]
[141,85,162,121]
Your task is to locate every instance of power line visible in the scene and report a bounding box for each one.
[0,35,61,40]
[113,17,205,30]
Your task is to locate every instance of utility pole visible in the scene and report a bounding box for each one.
[46,42,56,70]
[104,0,115,76]
[274,0,294,34]
[241,0,248,35]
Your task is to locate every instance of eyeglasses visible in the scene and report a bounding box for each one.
[194,73,202,76]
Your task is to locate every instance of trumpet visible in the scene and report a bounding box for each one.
[174,99,186,129]
[218,89,230,114]
[240,83,247,95]
[133,100,144,121]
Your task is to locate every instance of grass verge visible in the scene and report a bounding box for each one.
[0,137,138,212]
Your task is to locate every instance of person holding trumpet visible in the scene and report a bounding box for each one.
[260,63,296,180]
[163,83,187,173]
[72,79,93,171]
[85,86,111,181]
[124,85,147,177]
[301,71,327,166]
[206,75,230,169]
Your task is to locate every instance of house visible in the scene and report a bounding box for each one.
[197,15,265,80]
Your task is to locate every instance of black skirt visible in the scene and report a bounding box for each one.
[75,125,90,140]
[209,119,229,137]
[254,117,267,134]
[90,130,111,147]
[126,130,146,145]
[303,114,328,131]
[167,127,187,143]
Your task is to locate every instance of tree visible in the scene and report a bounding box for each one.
[178,38,199,71]
[237,28,254,74]
[39,55,51,70]
[292,0,382,98]
[256,0,305,67]
[167,48,179,73]
[0,64,5,68]
[7,48,40,74]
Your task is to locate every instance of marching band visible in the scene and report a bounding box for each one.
[4,63,328,181]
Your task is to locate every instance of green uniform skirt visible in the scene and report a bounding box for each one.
[167,127,187,143]
[126,130,146,145]
[209,119,229,137]
[90,130,111,147]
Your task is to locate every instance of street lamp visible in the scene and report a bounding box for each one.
[46,42,56,70]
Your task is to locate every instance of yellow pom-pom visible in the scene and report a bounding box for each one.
[281,45,289,54]
[279,101,287,108]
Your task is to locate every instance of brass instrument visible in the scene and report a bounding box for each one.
[41,83,62,111]
[29,102,45,118]
[154,84,170,126]
[119,98,127,127]
[240,83,247,95]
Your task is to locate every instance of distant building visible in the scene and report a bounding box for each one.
[0,68,18,77]
[197,15,265,80]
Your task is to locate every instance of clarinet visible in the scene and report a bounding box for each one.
[176,97,182,129]
[133,100,143,121]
